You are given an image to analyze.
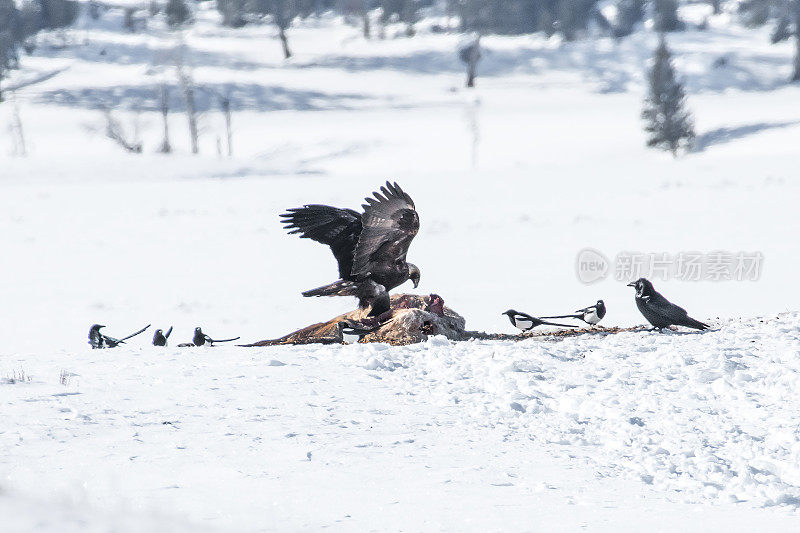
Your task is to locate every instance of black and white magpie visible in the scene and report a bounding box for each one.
[88,324,150,349]
[542,300,606,326]
[627,278,708,331]
[502,310,577,332]
[189,327,240,346]
[337,319,379,344]
[152,326,173,346]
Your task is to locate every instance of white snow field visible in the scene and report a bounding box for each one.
[2,2,800,531]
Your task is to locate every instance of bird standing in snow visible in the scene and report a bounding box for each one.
[542,300,606,326]
[502,310,577,332]
[152,327,173,346]
[189,327,240,346]
[627,278,708,331]
[281,181,421,317]
[88,324,150,349]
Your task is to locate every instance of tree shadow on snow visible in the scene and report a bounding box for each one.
[693,120,800,152]
[35,83,376,113]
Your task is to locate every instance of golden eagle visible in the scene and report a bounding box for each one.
[281,181,420,316]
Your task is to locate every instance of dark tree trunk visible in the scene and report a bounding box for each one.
[279,25,291,59]
[793,15,800,81]
[178,69,198,154]
[465,39,480,88]
[159,84,171,153]
[124,8,135,32]
[186,84,198,153]
[466,61,477,87]
[362,1,371,38]
[222,96,232,157]
[12,97,26,156]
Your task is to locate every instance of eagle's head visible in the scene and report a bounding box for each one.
[408,263,421,289]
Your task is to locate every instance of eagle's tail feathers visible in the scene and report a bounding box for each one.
[302,280,358,298]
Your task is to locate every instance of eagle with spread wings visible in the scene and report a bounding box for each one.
[280,181,421,316]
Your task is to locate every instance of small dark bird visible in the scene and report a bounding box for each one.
[542,300,606,326]
[627,278,708,331]
[153,327,173,346]
[281,181,421,317]
[88,324,150,349]
[191,327,240,346]
[502,310,577,332]
[337,319,379,344]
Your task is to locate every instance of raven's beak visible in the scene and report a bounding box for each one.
[413,278,419,289]
[626,281,636,287]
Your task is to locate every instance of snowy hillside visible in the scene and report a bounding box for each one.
[2,0,800,530]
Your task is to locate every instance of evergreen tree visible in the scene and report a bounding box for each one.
[653,0,683,32]
[166,0,192,27]
[0,0,22,40]
[36,0,79,29]
[768,1,800,81]
[0,0,21,102]
[743,0,800,81]
[217,0,247,27]
[738,0,770,28]
[380,0,419,36]
[614,0,644,37]
[642,37,695,156]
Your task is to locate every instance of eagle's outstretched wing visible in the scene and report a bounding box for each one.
[280,205,362,280]
[351,182,419,279]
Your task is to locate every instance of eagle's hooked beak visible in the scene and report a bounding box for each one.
[408,264,421,289]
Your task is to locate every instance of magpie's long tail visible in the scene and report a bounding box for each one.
[540,314,583,320]
[681,317,709,331]
[117,324,151,342]
[302,280,357,298]
[210,337,241,343]
[538,319,578,328]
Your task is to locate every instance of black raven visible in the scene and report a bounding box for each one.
[542,300,606,326]
[627,278,708,331]
[281,181,421,316]
[502,310,577,332]
[88,324,150,349]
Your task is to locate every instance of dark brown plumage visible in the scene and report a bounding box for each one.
[281,181,421,316]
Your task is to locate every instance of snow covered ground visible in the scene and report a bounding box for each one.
[2,3,800,530]
[4,314,800,531]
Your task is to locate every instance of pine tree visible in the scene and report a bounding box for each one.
[166,0,191,27]
[615,0,644,37]
[770,1,800,81]
[642,37,695,156]
[217,0,246,28]
[653,0,682,32]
